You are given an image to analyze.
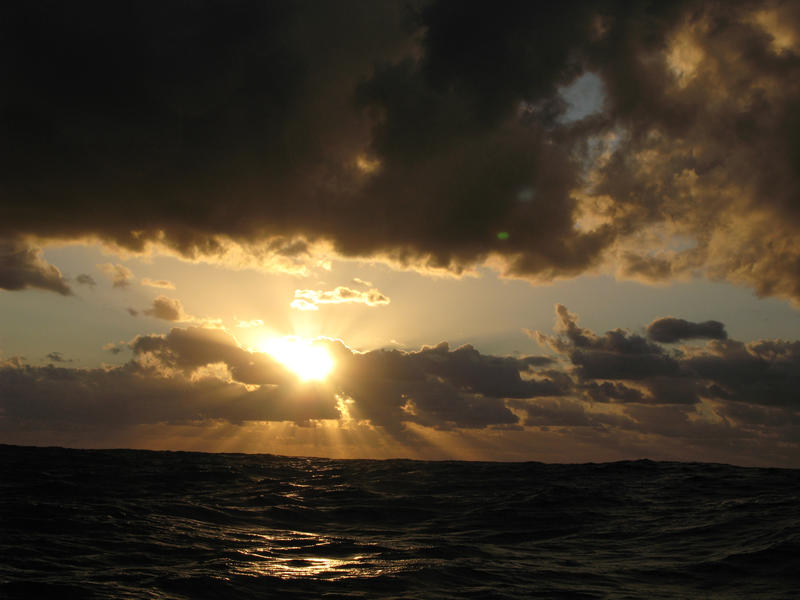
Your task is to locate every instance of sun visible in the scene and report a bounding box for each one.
[259,336,335,382]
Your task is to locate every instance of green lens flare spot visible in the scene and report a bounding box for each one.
[497,231,510,240]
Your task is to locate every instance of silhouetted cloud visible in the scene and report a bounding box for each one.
[2,305,800,464]
[535,304,800,411]
[0,238,71,295]
[0,362,338,427]
[2,2,798,300]
[45,352,71,363]
[647,317,727,343]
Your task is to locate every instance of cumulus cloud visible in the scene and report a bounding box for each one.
[0,238,71,295]
[141,278,175,289]
[99,263,134,288]
[0,324,565,436]
[143,296,192,322]
[2,308,799,464]
[534,304,800,412]
[1,1,798,301]
[647,317,727,343]
[0,362,337,428]
[291,286,390,311]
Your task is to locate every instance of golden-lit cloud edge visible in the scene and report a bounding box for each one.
[2,305,798,467]
[3,2,800,303]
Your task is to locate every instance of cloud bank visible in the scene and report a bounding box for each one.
[2,305,798,466]
[1,1,799,300]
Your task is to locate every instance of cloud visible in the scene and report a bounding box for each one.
[140,296,222,327]
[127,308,139,317]
[45,352,72,363]
[130,327,293,385]
[2,308,800,464]
[646,317,727,343]
[236,319,264,328]
[3,2,799,301]
[291,286,390,311]
[103,342,124,355]
[143,296,192,322]
[141,278,176,289]
[535,304,800,410]
[0,362,338,428]
[75,274,96,287]
[98,263,134,288]
[0,238,71,295]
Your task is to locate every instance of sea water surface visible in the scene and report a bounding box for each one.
[1,444,798,599]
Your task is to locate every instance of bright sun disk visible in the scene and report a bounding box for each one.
[260,337,335,382]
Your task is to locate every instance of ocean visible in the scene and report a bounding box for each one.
[1,444,798,599]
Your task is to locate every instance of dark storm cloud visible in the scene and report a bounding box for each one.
[585,1,800,302]
[0,238,72,295]
[3,1,797,300]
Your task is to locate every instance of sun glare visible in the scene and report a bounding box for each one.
[260,337,335,382]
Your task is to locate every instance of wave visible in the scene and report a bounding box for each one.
[1,445,798,599]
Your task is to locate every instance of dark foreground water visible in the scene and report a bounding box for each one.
[1,445,799,599]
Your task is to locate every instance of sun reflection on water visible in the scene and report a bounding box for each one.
[228,531,400,581]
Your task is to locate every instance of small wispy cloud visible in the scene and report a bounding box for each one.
[98,263,134,288]
[75,274,96,287]
[103,342,124,355]
[45,351,72,363]
[290,286,390,311]
[236,319,264,328]
[141,277,176,290]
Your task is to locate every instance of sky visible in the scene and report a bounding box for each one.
[1,0,800,466]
